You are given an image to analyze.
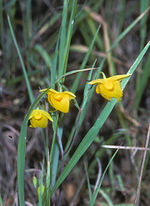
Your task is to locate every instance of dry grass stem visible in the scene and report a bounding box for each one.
[119,106,141,127]
[101,144,150,151]
[84,6,114,75]
[134,124,150,206]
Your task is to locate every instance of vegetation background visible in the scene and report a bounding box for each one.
[0,0,150,205]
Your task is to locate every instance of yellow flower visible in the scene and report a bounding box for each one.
[88,74,131,101]
[28,108,53,128]
[40,88,76,113]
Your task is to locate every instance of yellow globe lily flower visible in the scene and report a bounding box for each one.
[89,74,131,101]
[40,88,76,113]
[28,108,53,128]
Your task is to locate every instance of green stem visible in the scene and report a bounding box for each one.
[7,15,34,103]
[48,112,59,204]
[100,72,106,79]
[0,194,4,206]
[50,113,59,161]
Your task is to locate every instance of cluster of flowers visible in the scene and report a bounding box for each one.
[28,74,130,128]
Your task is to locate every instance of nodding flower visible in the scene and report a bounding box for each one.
[40,88,76,113]
[28,108,53,128]
[89,73,131,101]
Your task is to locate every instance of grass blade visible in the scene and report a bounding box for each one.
[7,15,34,103]
[84,162,92,202]
[38,164,44,206]
[63,0,77,75]
[99,189,114,206]
[58,0,67,79]
[135,54,150,110]
[17,89,50,206]
[51,36,60,89]
[0,194,4,206]
[34,44,52,74]
[110,7,150,51]
[140,0,149,49]
[71,26,100,93]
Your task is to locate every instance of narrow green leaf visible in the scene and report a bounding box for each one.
[116,174,125,192]
[0,194,4,206]
[140,0,149,47]
[117,0,125,35]
[17,89,50,206]
[87,17,104,50]
[84,162,92,202]
[51,144,59,187]
[34,44,52,74]
[109,7,150,51]
[136,2,149,103]
[63,0,77,76]
[135,53,150,109]
[122,41,150,89]
[71,26,100,93]
[99,189,114,206]
[58,0,67,78]
[7,15,34,103]
[38,167,44,206]
[26,0,32,40]
[51,36,60,89]
[23,12,61,51]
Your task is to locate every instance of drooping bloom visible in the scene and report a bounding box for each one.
[88,74,131,101]
[40,88,76,113]
[28,108,53,128]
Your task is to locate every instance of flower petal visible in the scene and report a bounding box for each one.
[40,88,48,93]
[89,73,130,101]
[108,74,131,82]
[96,84,101,94]
[88,79,104,85]
[103,79,114,90]
[99,81,122,101]
[30,116,48,128]
[45,89,76,113]
[49,94,69,113]
[48,89,58,94]
[63,91,76,100]
[39,110,53,122]
[28,108,52,128]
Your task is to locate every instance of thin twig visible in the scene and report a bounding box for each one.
[134,124,150,206]
[101,144,150,151]
[56,68,98,84]
[94,158,102,192]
